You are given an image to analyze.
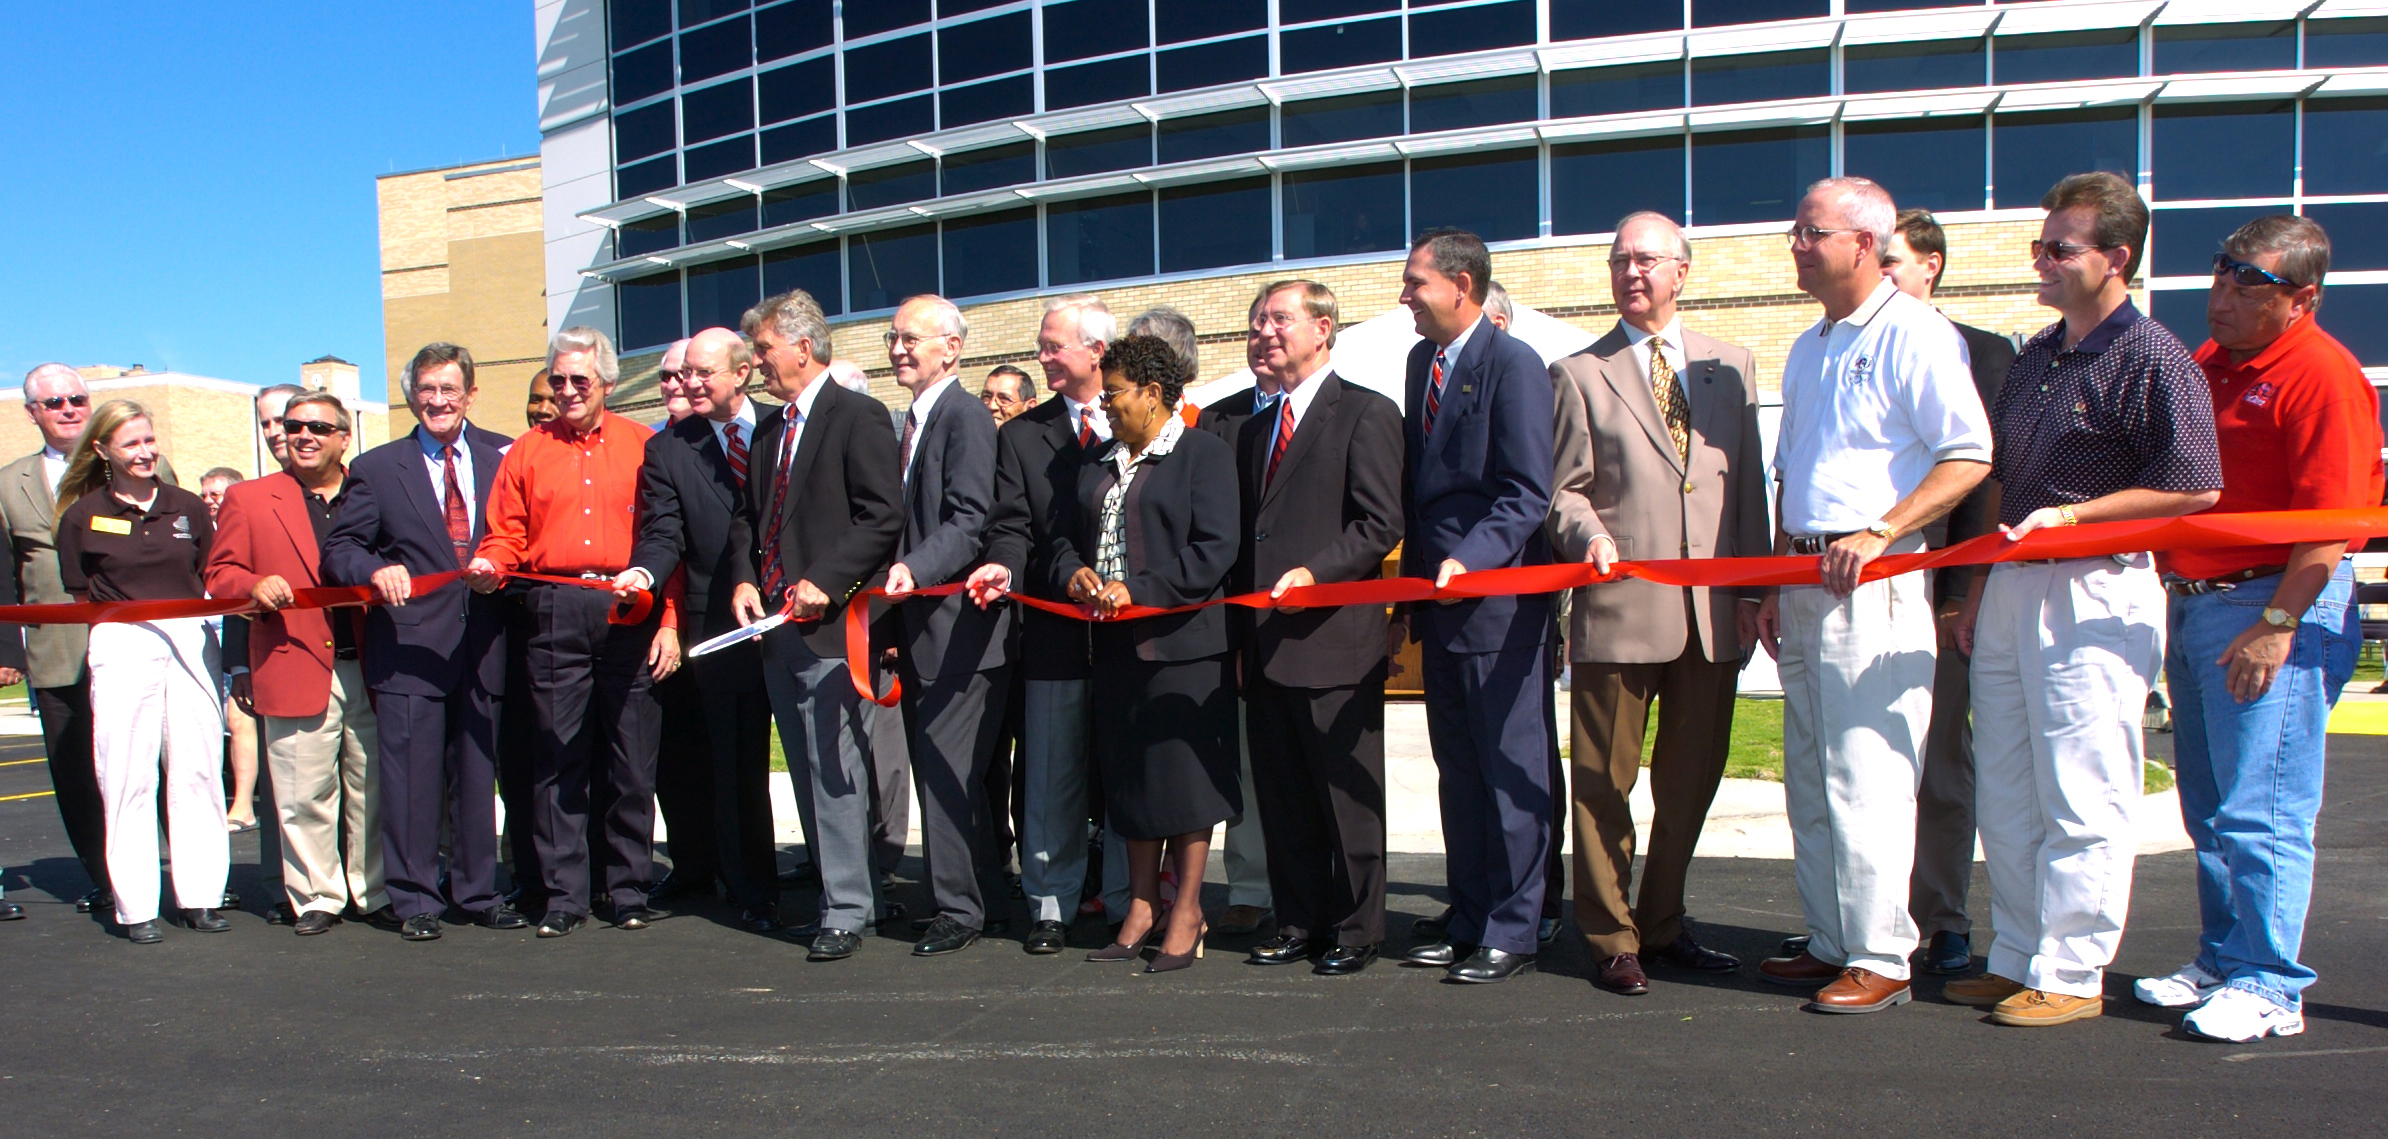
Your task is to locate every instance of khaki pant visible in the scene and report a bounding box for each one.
[265,659,386,916]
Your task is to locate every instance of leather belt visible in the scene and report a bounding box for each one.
[1788,533,1854,555]
[2162,565,2288,595]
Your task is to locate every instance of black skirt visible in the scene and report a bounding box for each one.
[1088,629,1240,841]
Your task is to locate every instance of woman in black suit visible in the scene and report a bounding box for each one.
[1056,335,1242,974]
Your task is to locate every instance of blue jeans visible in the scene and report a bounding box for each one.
[2165,561,2356,1010]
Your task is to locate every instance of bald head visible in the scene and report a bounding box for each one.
[684,327,753,423]
[826,359,870,395]
[22,363,91,453]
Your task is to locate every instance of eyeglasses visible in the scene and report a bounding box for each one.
[1608,252,1683,272]
[656,369,688,382]
[412,385,467,402]
[2213,252,2302,289]
[1249,311,1305,332]
[1784,225,1859,249]
[280,419,345,437]
[552,373,601,392]
[2030,239,2113,263]
[27,394,89,412]
[884,331,950,351]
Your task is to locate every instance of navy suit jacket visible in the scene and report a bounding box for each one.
[893,383,1010,680]
[630,412,759,643]
[1401,315,1555,654]
[982,396,1097,681]
[322,422,512,698]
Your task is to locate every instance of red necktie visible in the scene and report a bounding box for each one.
[441,445,471,568]
[1077,406,1095,450]
[724,421,747,488]
[760,416,799,602]
[1423,351,1448,435]
[1266,399,1295,486]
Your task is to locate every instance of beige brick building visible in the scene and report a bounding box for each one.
[0,362,389,484]
[378,157,550,437]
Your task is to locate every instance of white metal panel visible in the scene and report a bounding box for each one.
[535,0,610,132]
[1841,89,2000,121]
[1993,0,2163,36]
[1687,20,1839,57]
[2155,72,2324,100]
[1259,141,1405,170]
[1397,50,1541,85]
[1538,110,1687,142]
[1260,68,1403,103]
[1132,156,1268,186]
[1539,35,1683,72]
[1842,7,2002,46]
[1688,98,1841,129]
[1133,85,1271,120]
[1398,126,1540,156]
[2154,0,2320,24]
[1995,78,2163,109]
[1017,103,1149,139]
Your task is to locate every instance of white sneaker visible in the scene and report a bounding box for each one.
[2182,986,2305,1042]
[2134,961,2225,1008]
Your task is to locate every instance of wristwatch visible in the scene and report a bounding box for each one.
[1864,520,1896,540]
[2263,607,2300,630]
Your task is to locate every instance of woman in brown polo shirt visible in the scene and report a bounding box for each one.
[55,399,226,945]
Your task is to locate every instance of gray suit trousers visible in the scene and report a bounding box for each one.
[900,662,1012,929]
[763,628,880,934]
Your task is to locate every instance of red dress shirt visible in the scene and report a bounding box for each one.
[476,410,679,627]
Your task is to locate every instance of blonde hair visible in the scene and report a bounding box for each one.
[56,399,157,527]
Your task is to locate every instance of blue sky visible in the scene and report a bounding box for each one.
[0,3,543,401]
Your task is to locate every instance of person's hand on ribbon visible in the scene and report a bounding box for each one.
[1433,559,1467,604]
[370,564,413,607]
[2002,505,2074,541]
[612,567,654,603]
[251,574,296,612]
[1587,534,1617,578]
[464,557,506,594]
[884,563,917,600]
[965,563,1010,609]
[1270,566,1315,614]
[1819,531,1888,596]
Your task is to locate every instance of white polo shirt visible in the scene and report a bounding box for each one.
[1772,279,1992,536]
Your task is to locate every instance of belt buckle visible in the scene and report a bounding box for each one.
[580,571,609,582]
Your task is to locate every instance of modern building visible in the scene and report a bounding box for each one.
[377,156,553,433]
[534,0,2388,410]
[0,360,389,482]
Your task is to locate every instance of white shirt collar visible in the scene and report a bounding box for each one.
[1278,360,1333,427]
[706,395,758,450]
[1830,279,1903,333]
[907,374,958,428]
[1060,391,1113,442]
[1434,314,1488,371]
[1619,316,1685,352]
[42,445,71,464]
[790,371,830,421]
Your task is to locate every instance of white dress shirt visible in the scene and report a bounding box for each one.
[902,374,959,484]
[1060,391,1113,445]
[705,397,759,466]
[1272,362,1334,445]
[1620,316,1690,412]
[416,423,479,535]
[40,446,68,497]
[780,369,832,469]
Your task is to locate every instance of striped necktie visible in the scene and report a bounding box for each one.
[724,421,747,488]
[1265,397,1295,486]
[1422,350,1448,434]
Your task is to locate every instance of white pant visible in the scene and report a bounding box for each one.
[1970,556,2162,997]
[90,619,226,925]
[1777,555,1936,980]
[264,658,386,916]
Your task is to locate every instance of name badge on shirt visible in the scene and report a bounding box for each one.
[89,516,131,535]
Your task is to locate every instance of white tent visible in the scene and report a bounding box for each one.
[1184,302,1598,411]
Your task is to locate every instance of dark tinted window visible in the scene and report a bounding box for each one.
[1554,135,1686,235]
[843,0,928,38]
[759,57,834,124]
[2152,102,2294,201]
[1280,17,1402,74]
[683,135,756,180]
[2307,17,2388,69]
[848,160,937,211]
[1159,106,1272,163]
[941,75,1035,127]
[756,0,832,61]
[682,79,754,143]
[761,240,842,314]
[686,256,761,332]
[942,142,1035,196]
[613,41,674,106]
[679,16,752,83]
[938,0,1013,12]
[1994,30,2139,85]
[1160,177,1272,273]
[1283,0,1398,21]
[1044,0,1148,63]
[1550,0,1682,39]
[1693,0,1827,27]
[1282,89,1403,147]
[618,154,679,198]
[679,0,748,29]
[616,102,678,162]
[761,179,837,227]
[1046,56,1150,111]
[2305,204,2388,272]
[942,208,1039,298]
[1158,35,1269,92]
[941,12,1031,84]
[1845,38,1985,94]
[847,94,934,145]
[1283,162,1405,259]
[2302,98,2388,197]
[760,114,837,163]
[619,271,685,350]
[1409,74,1538,134]
[1413,149,1539,243]
[1693,49,1828,105]
[619,213,682,258]
[2154,21,2295,73]
[1409,1,1536,58]
[1048,192,1156,285]
[1550,61,1685,117]
[1692,125,1828,226]
[2314,284,2388,365]
[1047,124,1151,179]
[848,222,938,311]
[2148,289,2209,350]
[2151,206,2277,277]
[1844,117,1984,214]
[845,34,932,104]
[687,195,759,242]
[613,0,673,49]
[1992,107,2135,209]
[1159,0,1265,43]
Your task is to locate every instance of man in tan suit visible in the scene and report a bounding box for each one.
[1548,212,1768,995]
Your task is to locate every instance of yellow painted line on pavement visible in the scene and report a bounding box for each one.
[0,790,54,802]
[0,758,46,767]
[2328,701,2388,735]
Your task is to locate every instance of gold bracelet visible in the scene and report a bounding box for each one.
[2057,504,2079,527]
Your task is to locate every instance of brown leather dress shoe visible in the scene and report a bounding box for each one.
[1806,967,1912,1014]
[1758,951,1843,987]
[1595,953,1650,995]
[1989,988,2103,1027]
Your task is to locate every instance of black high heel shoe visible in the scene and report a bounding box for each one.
[1141,922,1207,974]
[1086,924,1154,962]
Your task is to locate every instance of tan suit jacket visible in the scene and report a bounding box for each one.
[1,450,180,689]
[1547,325,1767,665]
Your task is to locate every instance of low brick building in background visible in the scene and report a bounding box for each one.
[0,360,389,484]
[376,156,550,436]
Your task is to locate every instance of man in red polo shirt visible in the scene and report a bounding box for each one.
[2140,215,2385,1042]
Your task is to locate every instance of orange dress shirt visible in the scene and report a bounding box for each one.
[476,410,679,627]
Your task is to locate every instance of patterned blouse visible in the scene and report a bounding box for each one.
[1094,413,1185,584]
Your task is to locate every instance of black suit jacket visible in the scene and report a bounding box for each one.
[1195,386,1269,444]
[1232,373,1404,688]
[322,423,511,698]
[893,382,1010,680]
[748,381,905,658]
[630,413,763,681]
[983,395,1100,681]
[1400,316,1555,654]
[1051,425,1240,663]
[1930,322,2018,561]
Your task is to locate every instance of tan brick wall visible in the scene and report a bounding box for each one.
[0,382,262,483]
[378,160,551,440]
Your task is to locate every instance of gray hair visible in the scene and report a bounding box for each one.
[902,294,969,342]
[1250,280,1341,349]
[401,342,476,400]
[548,326,620,385]
[1612,210,1693,263]
[199,467,245,486]
[1127,307,1198,384]
[1482,282,1515,325]
[1806,177,1896,248]
[1043,293,1116,346]
[2223,214,2331,305]
[22,362,84,404]
[284,390,353,434]
[745,289,833,359]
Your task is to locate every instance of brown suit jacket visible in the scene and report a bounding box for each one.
[1547,324,1767,665]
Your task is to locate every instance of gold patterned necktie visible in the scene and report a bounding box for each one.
[1648,335,1690,463]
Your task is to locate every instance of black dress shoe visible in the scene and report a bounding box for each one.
[536,911,587,938]
[124,919,164,944]
[0,900,23,921]
[649,869,714,903]
[219,890,241,910]
[611,906,658,930]
[358,906,404,932]
[808,927,862,961]
[293,911,340,936]
[1921,930,1972,975]
[1404,940,1473,967]
[1447,947,1536,984]
[1646,930,1740,973]
[913,915,980,956]
[401,914,442,941]
[739,906,784,933]
[474,903,530,930]
[1780,933,1810,957]
[78,888,112,914]
[777,862,821,887]
[1248,935,1322,966]
[1413,905,1455,939]
[1023,919,1068,954]
[183,908,230,933]
[267,902,298,926]
[1595,953,1650,995]
[1316,944,1377,976]
[1538,916,1562,945]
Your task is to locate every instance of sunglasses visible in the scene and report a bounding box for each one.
[28,394,89,412]
[2030,239,2113,262]
[280,418,345,437]
[553,373,602,392]
[2213,253,2302,289]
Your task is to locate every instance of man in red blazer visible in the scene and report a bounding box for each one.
[206,391,390,936]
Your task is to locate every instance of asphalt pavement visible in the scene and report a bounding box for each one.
[1,731,2382,1137]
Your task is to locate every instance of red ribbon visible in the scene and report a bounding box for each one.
[0,570,653,627]
[842,506,2388,706]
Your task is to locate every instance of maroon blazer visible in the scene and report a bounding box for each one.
[204,471,363,719]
